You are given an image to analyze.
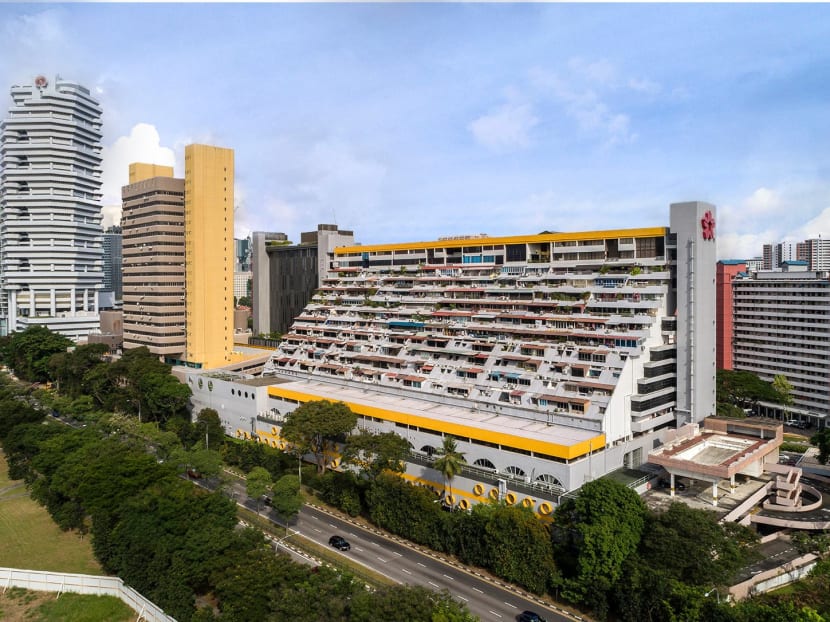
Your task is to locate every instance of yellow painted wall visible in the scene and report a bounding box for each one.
[129,162,174,184]
[334,226,668,255]
[184,144,234,368]
[267,386,604,460]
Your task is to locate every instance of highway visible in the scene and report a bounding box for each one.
[215,477,582,622]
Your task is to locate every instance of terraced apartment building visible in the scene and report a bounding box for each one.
[188,201,717,511]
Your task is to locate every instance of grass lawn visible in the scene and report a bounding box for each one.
[0,453,102,575]
[0,588,133,622]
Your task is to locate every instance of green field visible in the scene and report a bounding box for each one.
[0,588,134,622]
[0,453,102,575]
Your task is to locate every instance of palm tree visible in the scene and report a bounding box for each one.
[433,435,466,505]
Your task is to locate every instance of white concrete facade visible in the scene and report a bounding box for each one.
[0,76,103,338]
[188,202,716,508]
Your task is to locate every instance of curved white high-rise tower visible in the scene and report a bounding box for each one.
[0,75,103,338]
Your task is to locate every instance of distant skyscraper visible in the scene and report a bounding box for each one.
[122,164,186,361]
[184,144,235,368]
[252,225,354,336]
[102,226,122,300]
[716,260,746,370]
[733,262,830,419]
[235,237,251,271]
[0,75,104,339]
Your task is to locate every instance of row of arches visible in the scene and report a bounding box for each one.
[420,445,563,488]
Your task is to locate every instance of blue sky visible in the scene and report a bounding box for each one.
[2,4,830,259]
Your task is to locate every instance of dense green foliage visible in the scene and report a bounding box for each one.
[1,414,475,621]
[716,369,786,417]
[0,325,72,383]
[281,399,357,473]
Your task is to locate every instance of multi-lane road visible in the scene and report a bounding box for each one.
[214,478,582,622]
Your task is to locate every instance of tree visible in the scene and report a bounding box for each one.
[0,325,72,382]
[195,408,225,450]
[716,369,784,416]
[552,478,647,613]
[773,374,794,419]
[638,502,759,587]
[271,474,303,521]
[48,342,109,398]
[343,430,410,479]
[433,435,466,503]
[811,428,830,465]
[246,466,272,512]
[281,400,357,474]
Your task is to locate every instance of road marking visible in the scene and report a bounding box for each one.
[428,581,440,589]
[393,551,403,557]
[328,523,336,528]
[355,547,364,552]
[417,562,426,568]
[457,596,468,602]
[472,587,484,594]
[401,568,412,575]
[377,556,387,563]
[488,611,502,618]
[312,527,322,533]
[504,602,517,608]
[442,574,454,581]
[311,515,319,520]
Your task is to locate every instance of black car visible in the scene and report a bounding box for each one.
[328,535,350,551]
[517,611,546,622]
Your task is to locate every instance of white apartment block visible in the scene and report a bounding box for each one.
[733,261,830,420]
[0,76,103,338]
[188,201,717,511]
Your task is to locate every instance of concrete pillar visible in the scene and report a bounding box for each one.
[29,289,35,316]
[70,287,76,313]
[730,474,736,493]
[670,473,676,497]
[50,288,56,317]
[712,481,718,507]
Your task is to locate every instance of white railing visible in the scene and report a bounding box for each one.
[0,567,175,622]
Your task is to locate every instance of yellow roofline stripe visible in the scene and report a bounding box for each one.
[333,227,668,256]
[267,386,604,461]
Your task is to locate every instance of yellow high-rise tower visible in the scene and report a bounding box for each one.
[184,144,234,368]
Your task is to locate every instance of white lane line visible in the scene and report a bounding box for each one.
[393,552,403,557]
[401,568,412,575]
[312,527,322,533]
[504,602,517,608]
[377,556,388,563]
[442,574,454,581]
[355,547,364,552]
[328,523,336,528]
[428,581,440,589]
[488,611,502,618]
[472,587,484,594]
[417,562,426,568]
[457,596,468,602]
[311,515,320,520]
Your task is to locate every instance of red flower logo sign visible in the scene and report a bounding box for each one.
[701,210,715,241]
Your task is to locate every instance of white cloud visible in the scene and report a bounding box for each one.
[628,77,661,95]
[794,206,830,241]
[240,139,387,242]
[528,63,637,147]
[567,57,617,86]
[99,123,176,226]
[469,102,538,151]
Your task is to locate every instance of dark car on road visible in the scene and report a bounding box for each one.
[517,611,547,622]
[328,535,350,551]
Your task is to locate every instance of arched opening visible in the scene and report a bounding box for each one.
[535,474,563,488]
[473,458,496,470]
[420,445,437,456]
[504,465,525,477]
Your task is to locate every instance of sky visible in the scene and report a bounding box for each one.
[2,4,830,259]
